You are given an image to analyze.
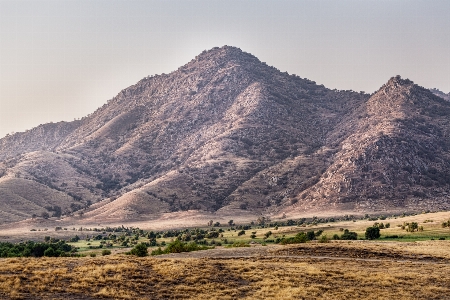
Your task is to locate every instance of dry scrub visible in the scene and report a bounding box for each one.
[1,242,450,299]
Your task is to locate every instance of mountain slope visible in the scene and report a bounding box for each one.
[430,88,450,101]
[286,76,450,214]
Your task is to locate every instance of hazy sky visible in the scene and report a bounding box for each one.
[0,0,449,138]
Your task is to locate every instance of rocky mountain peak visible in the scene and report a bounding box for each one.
[386,75,413,87]
[194,45,257,64]
[376,75,415,95]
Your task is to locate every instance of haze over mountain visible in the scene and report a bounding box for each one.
[1,46,449,225]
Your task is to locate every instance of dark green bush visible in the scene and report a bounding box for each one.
[365,226,381,240]
[0,240,76,258]
[306,231,316,240]
[227,241,250,248]
[340,229,358,240]
[130,243,148,257]
[150,240,210,256]
[279,232,308,245]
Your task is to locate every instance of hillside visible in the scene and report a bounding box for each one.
[0,46,449,225]
[430,88,450,101]
[285,77,450,215]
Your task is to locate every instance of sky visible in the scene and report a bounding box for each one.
[0,0,449,138]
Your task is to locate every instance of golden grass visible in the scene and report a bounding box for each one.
[1,242,450,299]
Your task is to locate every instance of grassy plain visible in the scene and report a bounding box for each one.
[1,211,450,299]
[63,210,450,256]
[1,241,450,299]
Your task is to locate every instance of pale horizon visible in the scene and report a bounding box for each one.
[1,0,449,138]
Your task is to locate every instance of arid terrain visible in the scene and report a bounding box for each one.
[1,46,450,299]
[1,208,450,299]
[1,241,450,299]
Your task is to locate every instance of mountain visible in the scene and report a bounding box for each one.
[430,88,450,101]
[0,46,449,225]
[285,76,450,214]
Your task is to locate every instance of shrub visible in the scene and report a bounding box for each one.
[306,231,316,241]
[279,232,308,245]
[206,231,219,239]
[69,235,80,242]
[44,248,56,257]
[264,231,272,239]
[365,226,380,240]
[130,243,148,257]
[89,253,96,257]
[151,240,210,255]
[340,229,358,240]
[314,230,324,237]
[384,235,399,239]
[319,235,330,243]
[228,241,250,248]
[101,249,111,256]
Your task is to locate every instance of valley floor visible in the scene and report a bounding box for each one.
[1,241,450,299]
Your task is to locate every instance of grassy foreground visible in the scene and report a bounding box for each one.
[1,211,450,298]
[1,241,450,299]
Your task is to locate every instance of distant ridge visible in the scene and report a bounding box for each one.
[430,88,450,101]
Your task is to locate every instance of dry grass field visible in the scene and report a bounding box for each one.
[1,241,450,299]
[1,210,450,299]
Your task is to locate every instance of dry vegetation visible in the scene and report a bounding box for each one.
[1,241,450,299]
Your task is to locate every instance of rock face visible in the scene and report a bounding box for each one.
[0,46,449,224]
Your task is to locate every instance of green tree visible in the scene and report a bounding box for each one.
[365,226,380,240]
[130,243,148,257]
[341,229,358,240]
[306,231,316,241]
[44,247,56,257]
